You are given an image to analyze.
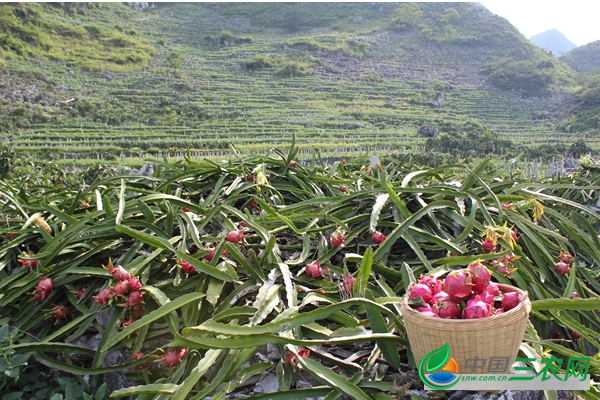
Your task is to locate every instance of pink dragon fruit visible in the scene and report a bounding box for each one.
[482,238,496,253]
[554,261,571,275]
[444,270,474,303]
[418,310,440,318]
[468,262,492,292]
[494,308,505,315]
[419,275,443,294]
[433,298,461,319]
[417,304,433,312]
[462,298,493,319]
[486,281,501,296]
[409,283,433,304]
[226,230,245,243]
[501,292,521,311]
[474,291,494,305]
[341,274,356,296]
[429,291,450,306]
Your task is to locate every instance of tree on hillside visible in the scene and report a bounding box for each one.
[166,51,184,74]
[391,3,422,32]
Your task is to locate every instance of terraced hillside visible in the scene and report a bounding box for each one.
[0,2,589,166]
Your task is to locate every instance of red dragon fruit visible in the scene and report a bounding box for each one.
[429,291,450,306]
[114,280,130,297]
[371,231,386,245]
[494,308,505,315]
[128,277,142,291]
[34,277,53,302]
[19,254,39,270]
[511,229,519,243]
[203,248,216,262]
[126,290,144,306]
[444,270,474,303]
[331,231,346,248]
[554,261,571,275]
[409,284,433,304]
[163,348,187,368]
[568,329,582,340]
[434,298,461,319]
[571,290,579,299]
[419,275,442,294]
[558,251,574,265]
[284,347,310,366]
[305,260,322,278]
[341,274,356,296]
[288,160,297,168]
[93,288,113,305]
[225,230,245,243]
[501,292,521,311]
[463,298,493,319]
[179,259,195,274]
[107,264,131,281]
[468,262,492,292]
[47,305,68,321]
[482,238,496,253]
[131,304,143,320]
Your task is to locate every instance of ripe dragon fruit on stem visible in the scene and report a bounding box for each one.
[33,277,53,302]
[371,231,386,245]
[305,260,322,278]
[104,259,131,281]
[162,348,187,368]
[331,230,346,248]
[443,270,474,303]
[341,274,355,296]
[225,230,245,243]
[558,251,574,265]
[482,238,496,253]
[554,261,571,275]
[93,288,113,305]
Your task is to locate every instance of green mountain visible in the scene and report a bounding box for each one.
[560,40,600,73]
[530,29,577,57]
[0,2,588,165]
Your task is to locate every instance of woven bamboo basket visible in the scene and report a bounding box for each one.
[401,283,531,375]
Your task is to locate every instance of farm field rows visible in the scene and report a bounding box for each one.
[2,3,589,167]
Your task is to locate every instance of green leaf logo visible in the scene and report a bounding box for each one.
[425,343,450,373]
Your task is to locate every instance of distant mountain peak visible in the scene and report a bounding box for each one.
[530,29,577,57]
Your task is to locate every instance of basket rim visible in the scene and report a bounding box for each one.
[402,282,531,323]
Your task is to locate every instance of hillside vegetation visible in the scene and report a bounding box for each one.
[0,2,592,167]
[0,3,155,71]
[560,40,600,73]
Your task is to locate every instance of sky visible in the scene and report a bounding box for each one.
[481,1,600,47]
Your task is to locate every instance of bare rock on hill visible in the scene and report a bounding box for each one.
[417,124,439,138]
[353,16,364,24]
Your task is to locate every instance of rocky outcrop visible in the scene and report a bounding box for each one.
[125,2,155,11]
[417,124,440,138]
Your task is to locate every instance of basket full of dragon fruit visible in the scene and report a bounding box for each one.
[400,262,532,374]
